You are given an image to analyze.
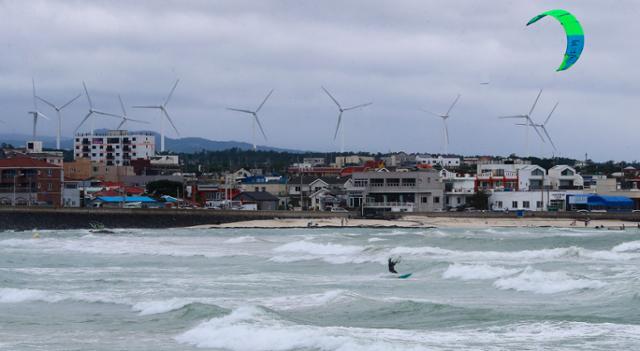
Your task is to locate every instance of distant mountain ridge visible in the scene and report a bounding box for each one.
[0,131,302,153]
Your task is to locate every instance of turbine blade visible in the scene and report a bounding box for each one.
[37,112,50,120]
[421,108,442,118]
[124,117,150,124]
[255,89,274,113]
[118,95,127,116]
[528,88,543,116]
[498,115,527,119]
[36,96,56,110]
[343,102,372,111]
[60,94,81,110]
[93,110,124,119]
[132,105,160,109]
[333,111,342,140]
[445,94,461,116]
[254,115,268,141]
[83,81,94,109]
[227,108,254,114]
[162,108,180,136]
[541,126,557,150]
[322,86,342,109]
[544,102,559,125]
[117,119,126,130]
[75,111,93,132]
[529,120,545,142]
[163,79,180,106]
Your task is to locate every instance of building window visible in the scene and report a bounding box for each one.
[295,186,301,192]
[47,183,52,191]
[47,169,52,176]
[512,201,518,208]
[536,201,543,209]
[497,201,503,208]
[261,187,266,192]
[421,196,428,203]
[523,201,530,209]
[434,196,440,204]
[457,197,461,204]
[255,187,259,192]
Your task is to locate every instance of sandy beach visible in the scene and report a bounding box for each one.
[193,215,637,230]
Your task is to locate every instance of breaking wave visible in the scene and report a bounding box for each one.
[493,267,607,294]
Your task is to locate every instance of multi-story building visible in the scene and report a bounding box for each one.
[439,169,475,209]
[0,156,63,206]
[416,154,461,168]
[74,130,155,166]
[348,170,445,213]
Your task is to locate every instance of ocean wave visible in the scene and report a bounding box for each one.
[176,305,640,351]
[612,240,640,253]
[224,236,260,244]
[0,288,128,305]
[442,263,520,281]
[391,245,638,262]
[0,237,246,258]
[493,267,607,294]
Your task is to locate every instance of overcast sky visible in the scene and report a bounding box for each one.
[0,0,638,160]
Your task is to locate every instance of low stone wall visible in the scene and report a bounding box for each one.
[0,208,347,230]
[407,211,640,222]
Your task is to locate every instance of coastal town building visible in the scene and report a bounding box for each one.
[347,169,445,214]
[74,130,155,166]
[0,156,63,206]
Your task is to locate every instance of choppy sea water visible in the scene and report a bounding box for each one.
[2,226,640,350]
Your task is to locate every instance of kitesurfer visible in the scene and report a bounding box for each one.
[388,257,400,274]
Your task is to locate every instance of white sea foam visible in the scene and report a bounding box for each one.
[442,264,520,281]
[391,245,638,262]
[0,236,246,258]
[273,241,364,256]
[224,236,259,244]
[0,288,59,303]
[493,268,607,294]
[612,240,640,253]
[176,305,640,351]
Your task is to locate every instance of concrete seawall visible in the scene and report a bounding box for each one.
[2,208,640,230]
[0,208,348,230]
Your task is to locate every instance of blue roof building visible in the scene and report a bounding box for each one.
[568,194,633,212]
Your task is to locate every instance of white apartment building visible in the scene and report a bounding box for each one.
[416,154,461,168]
[74,131,155,166]
[439,169,475,208]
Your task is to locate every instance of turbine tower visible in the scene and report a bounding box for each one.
[422,94,461,154]
[115,95,149,130]
[27,79,49,139]
[322,86,372,153]
[226,89,273,151]
[132,79,180,152]
[516,102,559,152]
[75,82,125,135]
[498,89,545,157]
[37,89,81,149]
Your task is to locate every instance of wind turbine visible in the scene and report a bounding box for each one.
[27,79,49,139]
[516,102,559,152]
[322,86,372,153]
[37,90,81,149]
[226,89,273,151]
[75,82,125,135]
[115,95,149,130]
[132,79,180,152]
[422,94,461,154]
[498,89,545,157]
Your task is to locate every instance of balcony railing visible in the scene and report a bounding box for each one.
[364,201,415,209]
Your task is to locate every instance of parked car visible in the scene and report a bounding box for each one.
[330,207,349,213]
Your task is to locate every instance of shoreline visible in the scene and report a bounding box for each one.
[194,216,637,230]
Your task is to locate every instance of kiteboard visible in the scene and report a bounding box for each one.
[397,273,412,279]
